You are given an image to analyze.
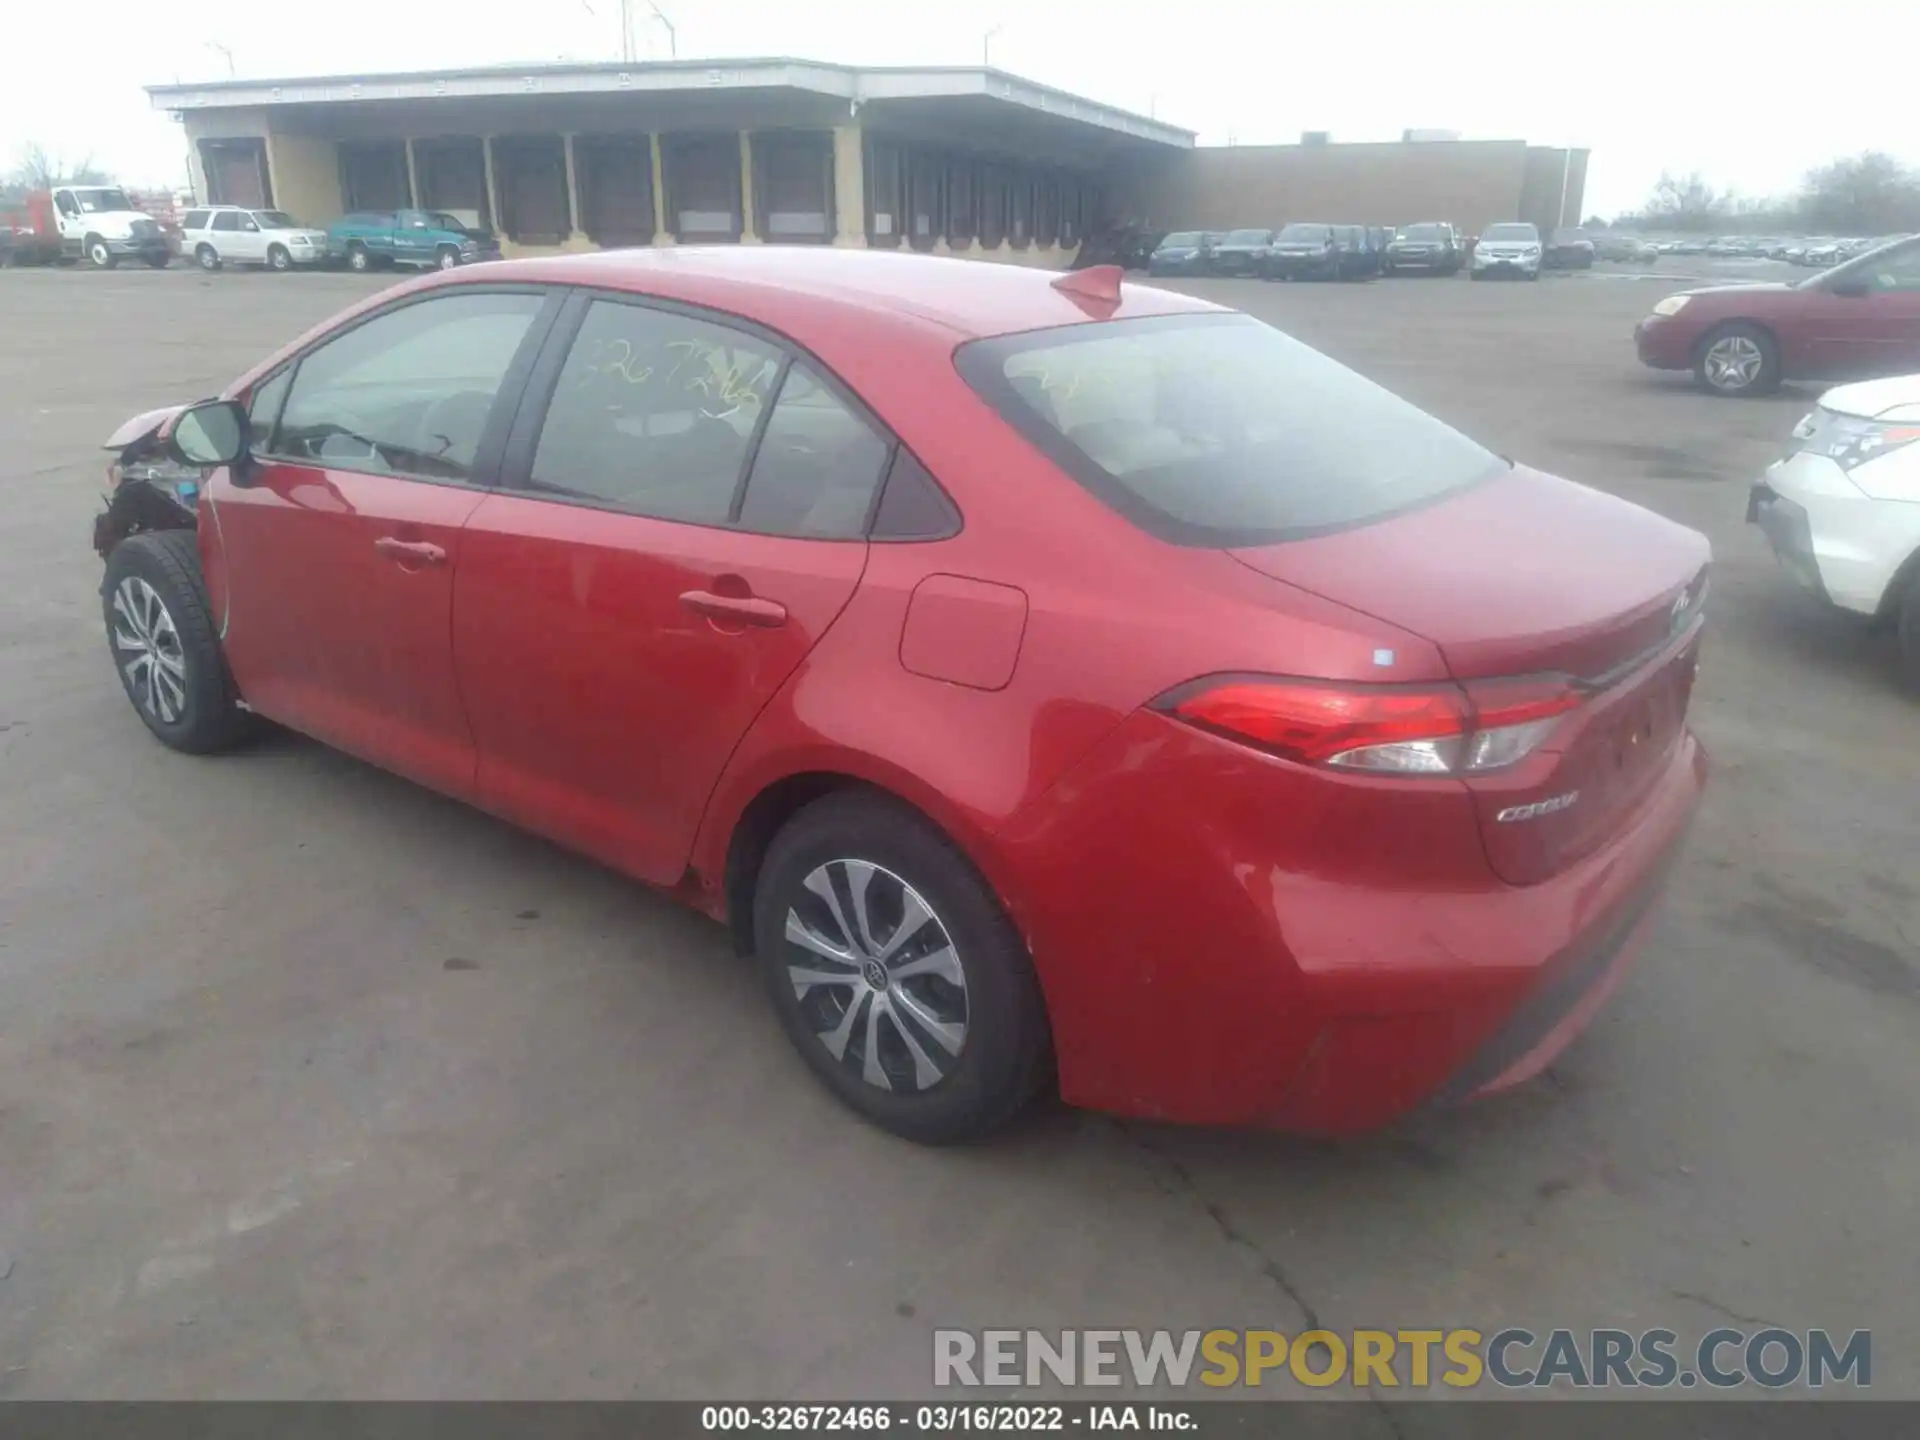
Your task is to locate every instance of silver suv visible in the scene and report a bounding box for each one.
[179,205,331,272]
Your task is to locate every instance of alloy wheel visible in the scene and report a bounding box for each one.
[110,576,187,724]
[783,859,969,1093]
[1703,334,1764,392]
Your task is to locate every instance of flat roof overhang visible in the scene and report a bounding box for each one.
[148,58,1194,163]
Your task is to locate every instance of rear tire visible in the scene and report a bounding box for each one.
[101,530,255,754]
[195,243,221,271]
[346,243,371,273]
[752,792,1051,1144]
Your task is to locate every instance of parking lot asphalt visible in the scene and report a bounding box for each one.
[1,260,1915,1405]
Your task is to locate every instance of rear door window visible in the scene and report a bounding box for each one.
[956,312,1503,546]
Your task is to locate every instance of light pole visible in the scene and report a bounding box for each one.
[207,42,235,79]
[983,25,1002,66]
[1558,144,1575,230]
[647,1,677,58]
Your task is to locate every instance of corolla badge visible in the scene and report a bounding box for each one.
[1496,791,1580,824]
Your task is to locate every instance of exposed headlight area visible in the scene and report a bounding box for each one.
[1650,294,1691,318]
[1789,409,1920,472]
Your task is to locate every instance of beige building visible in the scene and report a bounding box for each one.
[147,60,1588,263]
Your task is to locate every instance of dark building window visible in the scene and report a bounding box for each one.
[977,161,1007,249]
[1008,165,1033,250]
[414,138,490,228]
[752,130,834,243]
[494,136,571,245]
[662,133,743,242]
[945,157,974,247]
[865,138,902,248]
[199,138,271,208]
[906,147,944,251]
[575,135,655,247]
[339,140,408,213]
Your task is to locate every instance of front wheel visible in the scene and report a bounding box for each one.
[86,236,117,269]
[753,792,1051,1144]
[267,244,291,272]
[435,245,461,271]
[1895,571,1920,693]
[101,530,254,754]
[1694,323,1779,396]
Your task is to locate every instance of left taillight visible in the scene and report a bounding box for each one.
[1155,674,1583,776]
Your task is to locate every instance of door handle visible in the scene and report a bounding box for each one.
[374,536,447,565]
[679,589,788,628]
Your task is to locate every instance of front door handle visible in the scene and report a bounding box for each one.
[679,589,788,628]
[374,536,447,566]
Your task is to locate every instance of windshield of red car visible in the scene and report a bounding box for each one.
[955,312,1505,547]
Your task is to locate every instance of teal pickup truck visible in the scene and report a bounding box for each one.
[327,209,502,272]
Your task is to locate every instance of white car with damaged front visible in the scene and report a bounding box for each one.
[1750,374,1920,686]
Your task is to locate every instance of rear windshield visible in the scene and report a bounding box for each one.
[1483,223,1538,241]
[1276,224,1330,242]
[1159,232,1201,247]
[1224,229,1270,244]
[955,313,1504,547]
[1399,224,1446,240]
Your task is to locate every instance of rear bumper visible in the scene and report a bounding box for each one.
[993,710,1708,1133]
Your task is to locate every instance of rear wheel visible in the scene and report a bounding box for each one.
[101,530,254,754]
[752,792,1051,1144]
[346,242,371,273]
[1694,323,1779,396]
[195,243,221,271]
[145,250,170,269]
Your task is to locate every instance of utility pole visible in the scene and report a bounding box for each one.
[1558,145,1574,230]
[647,0,677,58]
[983,25,1002,66]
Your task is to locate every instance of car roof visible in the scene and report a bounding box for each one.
[455,245,1224,344]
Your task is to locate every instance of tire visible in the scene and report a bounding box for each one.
[196,243,221,272]
[752,791,1052,1144]
[1694,322,1779,397]
[145,250,170,269]
[346,243,371,273]
[1896,572,1920,693]
[86,235,117,269]
[267,244,291,272]
[101,530,254,754]
[435,245,461,271]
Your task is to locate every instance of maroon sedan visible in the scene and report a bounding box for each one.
[1636,234,1920,395]
[95,250,1707,1142]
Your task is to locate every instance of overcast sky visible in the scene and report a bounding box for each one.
[8,0,1913,216]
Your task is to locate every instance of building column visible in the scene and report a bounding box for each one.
[404,138,420,208]
[739,130,760,243]
[831,123,864,248]
[649,133,672,245]
[563,133,583,243]
[482,135,503,234]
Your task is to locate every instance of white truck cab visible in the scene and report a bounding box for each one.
[51,185,172,269]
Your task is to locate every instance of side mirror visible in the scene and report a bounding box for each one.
[168,399,248,467]
[1829,279,1871,298]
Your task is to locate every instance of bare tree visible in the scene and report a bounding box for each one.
[1643,171,1728,231]
[12,142,109,190]
[1799,152,1920,235]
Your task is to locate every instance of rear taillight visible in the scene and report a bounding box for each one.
[1158,675,1582,776]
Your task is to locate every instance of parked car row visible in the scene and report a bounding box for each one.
[181,205,503,273]
[1149,222,1481,281]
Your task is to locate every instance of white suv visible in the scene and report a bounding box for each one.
[180,205,331,272]
[1750,375,1920,687]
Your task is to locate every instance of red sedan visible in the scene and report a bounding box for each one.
[1636,234,1920,395]
[95,249,1708,1142]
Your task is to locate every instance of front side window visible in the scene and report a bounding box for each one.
[957,313,1503,547]
[528,300,782,525]
[1816,238,1920,294]
[247,368,293,454]
[269,291,544,482]
[736,366,891,538]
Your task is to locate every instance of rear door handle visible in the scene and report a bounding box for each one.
[679,589,788,628]
[374,536,446,565]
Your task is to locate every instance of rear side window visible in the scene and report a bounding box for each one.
[211,212,240,232]
[736,365,891,538]
[956,313,1503,547]
[182,209,210,231]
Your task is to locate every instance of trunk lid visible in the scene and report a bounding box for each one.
[1230,466,1710,884]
